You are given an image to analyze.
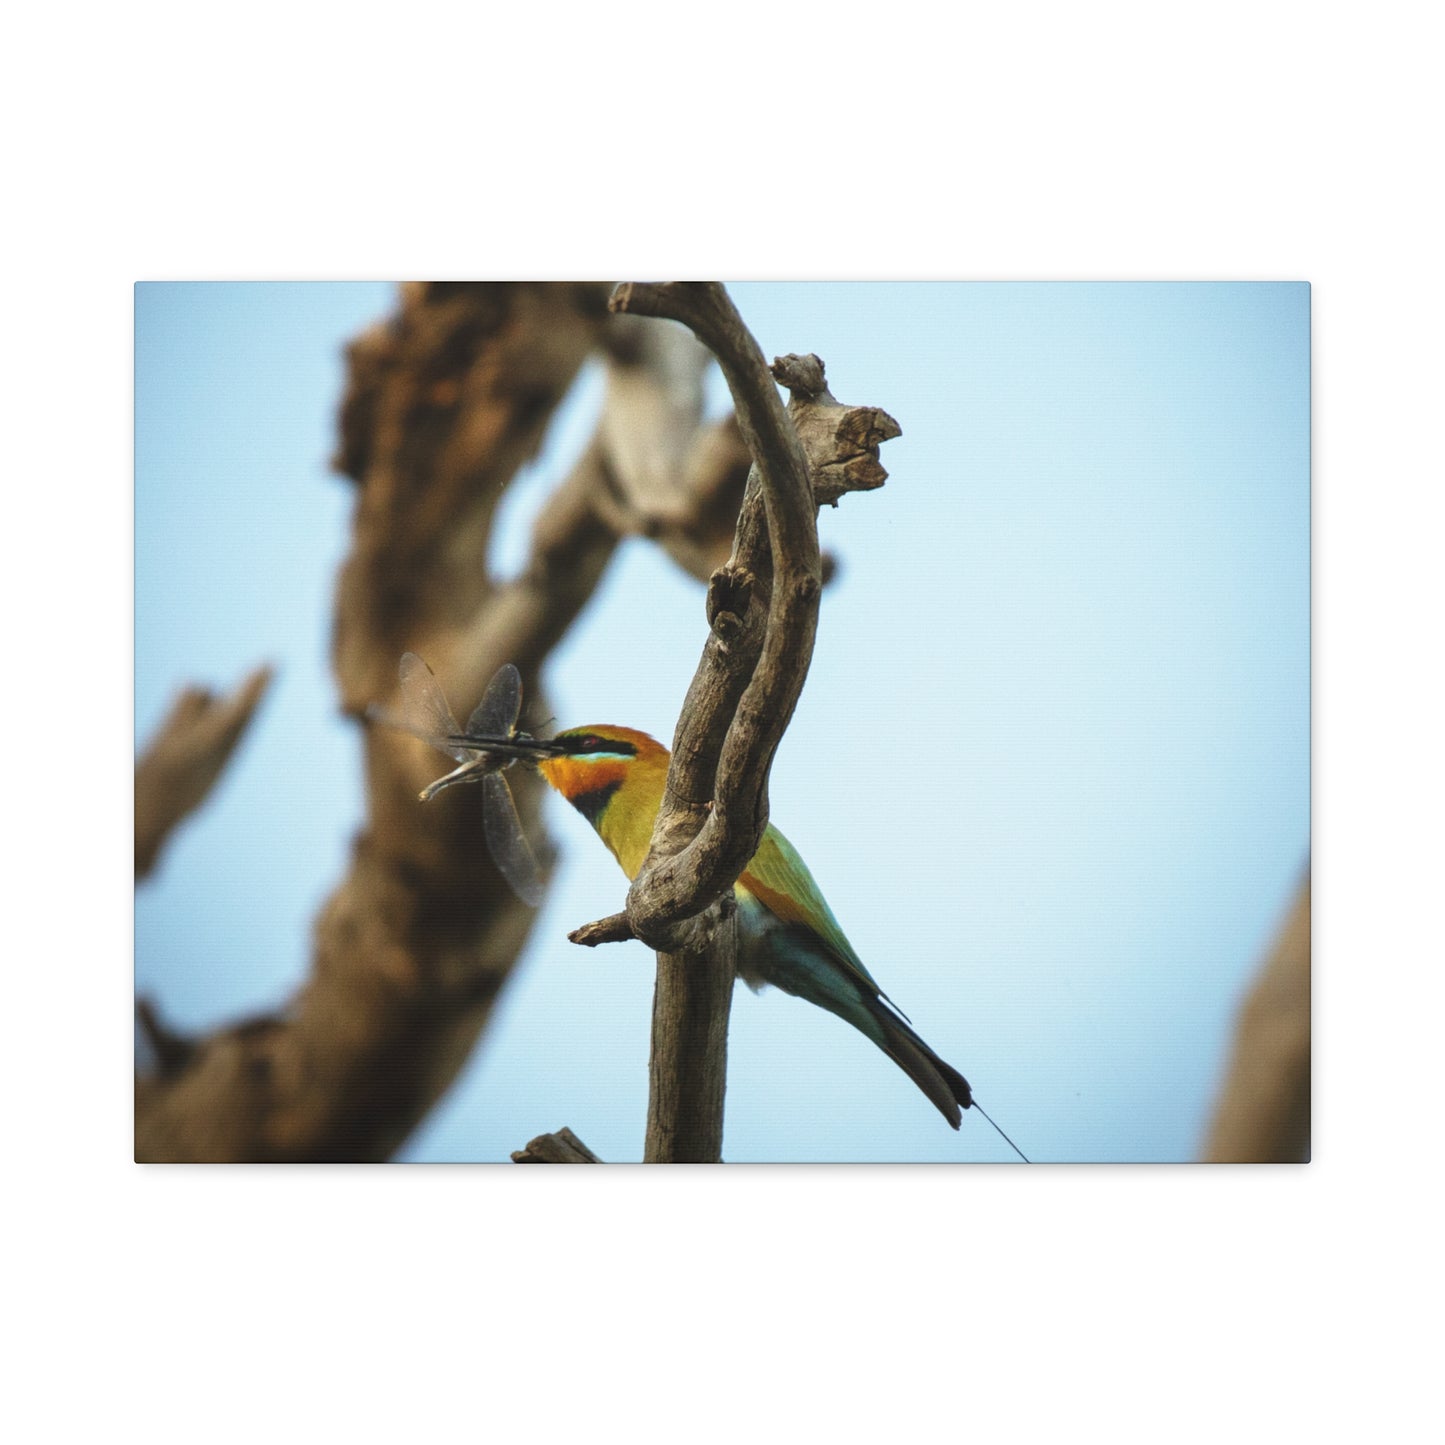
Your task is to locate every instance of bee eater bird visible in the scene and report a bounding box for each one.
[426,717,1027,1157]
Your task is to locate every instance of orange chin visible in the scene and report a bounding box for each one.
[538,753,631,804]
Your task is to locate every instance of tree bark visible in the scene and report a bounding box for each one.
[643,908,738,1162]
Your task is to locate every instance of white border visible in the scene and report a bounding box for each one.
[7,4,1438,1439]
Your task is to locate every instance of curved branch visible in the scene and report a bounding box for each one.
[598,285,899,1163]
[609,283,822,944]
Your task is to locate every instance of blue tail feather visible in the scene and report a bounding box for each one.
[740,911,972,1128]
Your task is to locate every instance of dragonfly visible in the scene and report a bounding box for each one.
[367,652,550,906]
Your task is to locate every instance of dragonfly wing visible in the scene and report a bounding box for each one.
[466,662,523,738]
[367,703,467,760]
[483,770,546,907]
[383,652,469,762]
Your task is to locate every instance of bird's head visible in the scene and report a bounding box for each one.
[447,723,669,813]
[534,725,668,806]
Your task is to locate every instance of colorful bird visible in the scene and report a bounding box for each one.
[424,714,1026,1157]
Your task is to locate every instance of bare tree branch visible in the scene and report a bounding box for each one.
[582,283,899,1163]
[1203,869,1311,1163]
[643,901,738,1162]
[134,665,274,879]
[608,284,824,945]
[511,1127,603,1163]
[773,353,899,506]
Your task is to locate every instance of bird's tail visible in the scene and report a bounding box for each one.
[867,996,974,1129]
[742,918,976,1130]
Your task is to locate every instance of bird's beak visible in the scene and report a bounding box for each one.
[445,733,569,763]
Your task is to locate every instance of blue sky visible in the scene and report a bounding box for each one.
[134,281,1309,1163]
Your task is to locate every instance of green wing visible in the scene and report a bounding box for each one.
[739,824,883,994]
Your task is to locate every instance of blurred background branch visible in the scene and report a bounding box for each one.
[1203,868,1311,1163]
[134,282,757,1162]
[134,664,274,879]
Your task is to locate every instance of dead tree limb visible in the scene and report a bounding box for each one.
[1203,869,1311,1162]
[511,1127,603,1163]
[573,283,899,1163]
[136,283,748,1162]
[134,665,274,878]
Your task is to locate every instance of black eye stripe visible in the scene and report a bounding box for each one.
[565,733,637,757]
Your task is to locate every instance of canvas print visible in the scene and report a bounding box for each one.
[134,281,1310,1163]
